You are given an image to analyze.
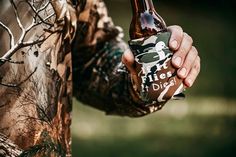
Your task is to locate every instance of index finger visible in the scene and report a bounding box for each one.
[167,25,184,51]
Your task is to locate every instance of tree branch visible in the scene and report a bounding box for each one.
[10,0,24,31]
[26,0,53,27]
[0,21,14,48]
[0,0,56,67]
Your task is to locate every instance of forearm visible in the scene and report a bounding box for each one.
[72,0,166,117]
[72,38,166,117]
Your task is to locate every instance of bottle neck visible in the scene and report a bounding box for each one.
[131,0,155,14]
[129,0,167,39]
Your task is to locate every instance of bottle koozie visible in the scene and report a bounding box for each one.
[129,32,185,103]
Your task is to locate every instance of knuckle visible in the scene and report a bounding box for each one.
[168,25,181,30]
[169,25,183,37]
[197,56,201,63]
[184,32,193,44]
[194,59,201,73]
[192,45,197,51]
[196,56,201,65]
[191,46,198,56]
[192,46,198,55]
[180,45,188,55]
[174,25,183,32]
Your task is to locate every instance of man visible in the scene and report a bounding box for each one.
[0,0,200,156]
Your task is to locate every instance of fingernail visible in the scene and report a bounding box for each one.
[171,40,178,49]
[187,79,193,87]
[174,57,182,67]
[179,68,187,77]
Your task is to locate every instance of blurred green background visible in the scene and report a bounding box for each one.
[72,0,236,157]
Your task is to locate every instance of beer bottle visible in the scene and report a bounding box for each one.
[129,0,184,103]
[129,0,166,39]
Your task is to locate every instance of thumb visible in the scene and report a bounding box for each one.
[122,49,136,74]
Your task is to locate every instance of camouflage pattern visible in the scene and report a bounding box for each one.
[0,0,170,156]
[0,0,76,156]
[129,32,185,103]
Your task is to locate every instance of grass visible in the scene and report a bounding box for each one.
[72,97,236,157]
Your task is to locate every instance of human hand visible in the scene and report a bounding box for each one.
[122,25,201,88]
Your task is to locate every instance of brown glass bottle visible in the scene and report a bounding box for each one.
[129,0,184,103]
[129,0,167,39]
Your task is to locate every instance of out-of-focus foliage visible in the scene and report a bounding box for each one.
[72,98,236,157]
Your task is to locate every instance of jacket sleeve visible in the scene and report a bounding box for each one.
[72,0,166,117]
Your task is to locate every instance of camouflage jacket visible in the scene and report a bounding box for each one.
[0,0,165,156]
